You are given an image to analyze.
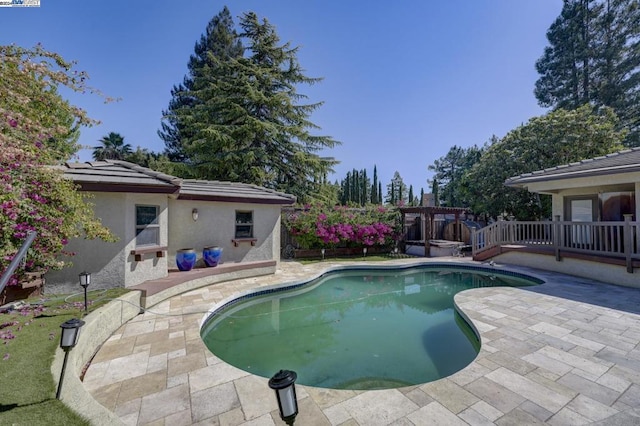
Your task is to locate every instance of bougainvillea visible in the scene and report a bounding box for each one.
[0,44,116,286]
[283,204,401,249]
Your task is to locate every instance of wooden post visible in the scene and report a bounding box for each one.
[624,214,633,273]
[554,215,561,261]
[422,211,429,257]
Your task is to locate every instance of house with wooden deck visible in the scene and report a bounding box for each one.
[45,161,295,294]
[472,148,640,288]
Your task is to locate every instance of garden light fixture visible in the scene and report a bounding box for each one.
[192,208,199,221]
[269,369,298,425]
[56,318,85,399]
[321,248,325,261]
[79,271,91,313]
[363,247,367,257]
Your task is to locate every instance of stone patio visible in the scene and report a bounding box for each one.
[83,259,640,425]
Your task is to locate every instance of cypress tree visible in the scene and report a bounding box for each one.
[371,165,378,204]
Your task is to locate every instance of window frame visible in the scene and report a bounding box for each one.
[135,204,160,247]
[235,210,254,239]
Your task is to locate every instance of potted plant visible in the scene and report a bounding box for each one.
[176,248,197,271]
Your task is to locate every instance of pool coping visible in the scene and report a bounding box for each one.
[80,258,640,425]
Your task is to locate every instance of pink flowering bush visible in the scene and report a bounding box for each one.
[284,204,401,249]
[0,45,115,286]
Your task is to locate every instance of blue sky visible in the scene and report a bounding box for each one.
[1,1,562,194]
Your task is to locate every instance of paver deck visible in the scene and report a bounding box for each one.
[83,259,640,425]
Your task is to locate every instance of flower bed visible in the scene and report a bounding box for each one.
[283,205,401,251]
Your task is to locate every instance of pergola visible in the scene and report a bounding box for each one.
[399,206,469,257]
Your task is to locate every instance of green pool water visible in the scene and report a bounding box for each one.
[200,265,539,390]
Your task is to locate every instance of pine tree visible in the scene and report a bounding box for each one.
[159,7,242,163]
[408,185,414,206]
[535,0,640,146]
[159,9,340,199]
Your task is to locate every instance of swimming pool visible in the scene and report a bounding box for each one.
[200,264,541,390]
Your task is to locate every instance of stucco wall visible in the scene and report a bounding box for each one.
[45,192,169,293]
[167,199,282,267]
[494,251,638,288]
[122,193,169,287]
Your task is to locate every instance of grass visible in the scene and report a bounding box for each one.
[0,288,130,426]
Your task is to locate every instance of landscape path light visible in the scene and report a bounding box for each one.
[79,271,91,313]
[56,318,85,399]
[269,369,298,425]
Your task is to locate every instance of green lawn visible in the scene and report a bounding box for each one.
[0,288,129,426]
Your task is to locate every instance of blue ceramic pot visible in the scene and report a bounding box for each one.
[176,248,197,271]
[203,246,223,267]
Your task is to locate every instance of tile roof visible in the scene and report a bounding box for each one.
[60,160,295,204]
[505,147,640,187]
[179,180,296,204]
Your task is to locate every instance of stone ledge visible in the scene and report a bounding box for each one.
[131,260,277,308]
[49,260,279,424]
[51,291,141,425]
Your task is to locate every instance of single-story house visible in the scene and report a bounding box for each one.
[45,160,296,294]
[504,147,639,222]
[473,147,639,287]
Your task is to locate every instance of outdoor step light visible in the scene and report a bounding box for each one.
[56,318,85,399]
[268,369,298,425]
[192,208,199,222]
[79,271,91,313]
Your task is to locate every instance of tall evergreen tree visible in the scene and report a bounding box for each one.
[159,7,243,162]
[428,145,482,207]
[420,188,425,206]
[386,171,407,205]
[431,178,439,206]
[535,0,640,146]
[159,9,339,200]
[371,165,378,204]
[361,169,368,205]
[408,185,414,206]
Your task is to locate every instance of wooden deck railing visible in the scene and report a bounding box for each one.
[472,216,639,273]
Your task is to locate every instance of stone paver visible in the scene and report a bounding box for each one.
[83,259,640,424]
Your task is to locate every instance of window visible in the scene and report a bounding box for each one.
[235,211,253,238]
[136,205,160,246]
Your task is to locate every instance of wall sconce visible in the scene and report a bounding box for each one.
[269,370,298,425]
[56,318,85,399]
[79,271,91,313]
[192,208,199,222]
